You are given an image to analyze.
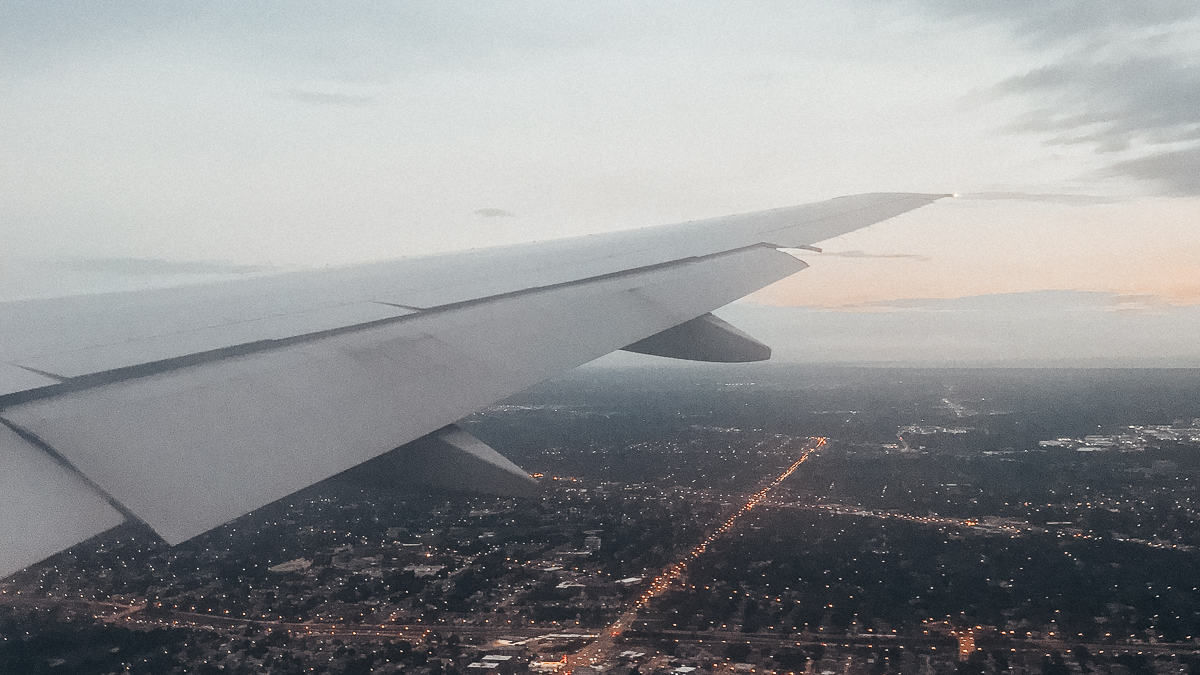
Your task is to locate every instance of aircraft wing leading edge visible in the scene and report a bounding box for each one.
[0,192,947,577]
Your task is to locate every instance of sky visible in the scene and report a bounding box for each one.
[2,2,1199,364]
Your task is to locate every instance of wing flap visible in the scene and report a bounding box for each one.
[373,425,540,497]
[622,312,771,362]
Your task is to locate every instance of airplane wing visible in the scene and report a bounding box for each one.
[0,192,947,577]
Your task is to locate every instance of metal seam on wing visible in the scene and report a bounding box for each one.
[0,416,142,526]
[0,423,125,578]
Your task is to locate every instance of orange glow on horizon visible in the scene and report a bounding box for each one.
[749,197,1200,309]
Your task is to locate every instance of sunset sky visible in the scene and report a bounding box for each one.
[3,2,1198,363]
[755,195,1200,308]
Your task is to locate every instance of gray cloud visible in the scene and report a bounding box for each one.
[718,291,1200,366]
[896,0,1200,195]
[0,2,630,82]
[778,290,1189,317]
[893,0,1199,45]
[1106,145,1200,196]
[960,191,1121,204]
[822,250,929,261]
[997,56,1200,194]
[285,89,377,107]
[474,208,516,218]
[996,57,1200,152]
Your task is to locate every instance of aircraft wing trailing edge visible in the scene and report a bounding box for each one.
[0,192,947,577]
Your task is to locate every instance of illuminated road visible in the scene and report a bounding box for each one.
[3,434,822,655]
[616,627,1200,660]
[765,501,1198,553]
[0,435,824,656]
[762,502,1013,532]
[563,437,825,672]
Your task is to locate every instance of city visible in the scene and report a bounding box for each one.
[3,365,1200,675]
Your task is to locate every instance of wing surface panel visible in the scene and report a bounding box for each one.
[14,301,414,380]
[5,247,805,545]
[0,424,125,578]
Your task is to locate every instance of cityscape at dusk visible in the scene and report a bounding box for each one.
[5,365,1200,674]
[5,3,1200,675]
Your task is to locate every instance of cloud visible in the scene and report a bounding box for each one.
[889,1,1200,194]
[959,191,1120,204]
[284,89,377,107]
[474,208,516,218]
[1105,293,1176,312]
[996,57,1200,152]
[994,56,1200,194]
[717,290,1200,366]
[821,250,930,261]
[901,0,1200,196]
[1105,145,1200,196]
[893,0,1199,45]
[0,2,632,83]
[832,290,1173,314]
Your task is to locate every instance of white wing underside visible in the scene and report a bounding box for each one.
[0,192,946,577]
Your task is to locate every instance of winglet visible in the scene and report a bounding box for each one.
[754,192,953,249]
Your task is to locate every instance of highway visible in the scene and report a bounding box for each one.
[562,437,825,673]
